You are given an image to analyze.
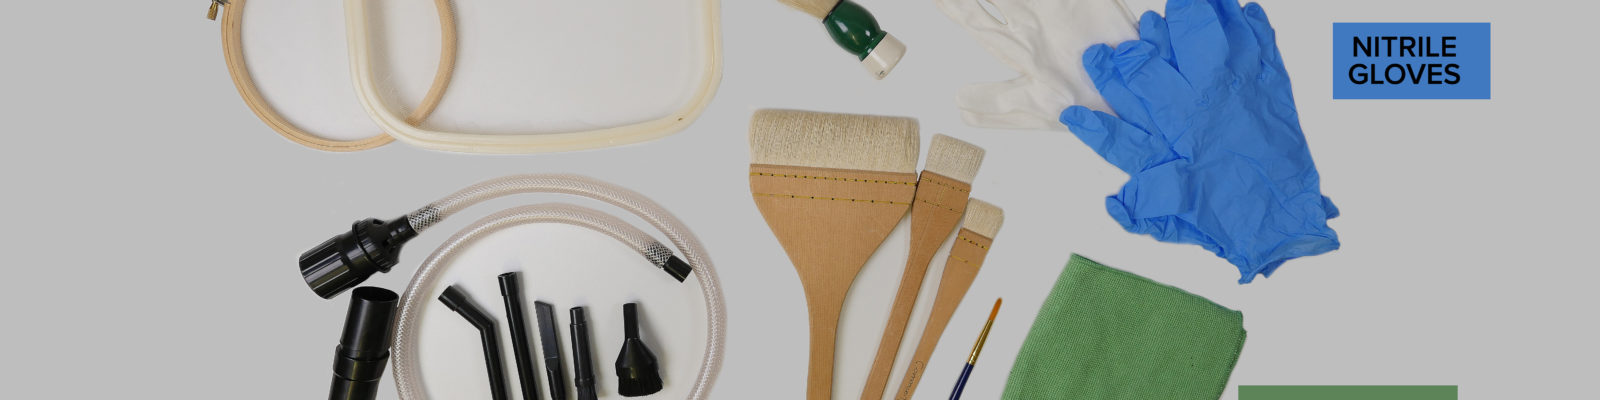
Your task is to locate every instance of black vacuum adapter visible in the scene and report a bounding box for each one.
[329,287,399,400]
[299,216,417,299]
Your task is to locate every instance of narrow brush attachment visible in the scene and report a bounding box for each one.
[750,109,919,173]
[923,134,985,184]
[778,0,841,20]
[961,199,1004,239]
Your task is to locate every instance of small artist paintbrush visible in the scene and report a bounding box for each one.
[948,298,1000,400]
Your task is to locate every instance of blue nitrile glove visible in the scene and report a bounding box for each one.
[1059,0,1339,283]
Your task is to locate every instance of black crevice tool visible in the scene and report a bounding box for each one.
[439,285,510,400]
[615,303,663,396]
[535,301,568,400]
[329,287,399,400]
[570,307,599,400]
[498,272,542,400]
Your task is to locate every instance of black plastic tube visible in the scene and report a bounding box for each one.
[498,272,542,400]
[439,285,510,400]
[570,307,599,400]
[329,287,398,400]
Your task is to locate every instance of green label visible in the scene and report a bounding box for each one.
[1240,386,1457,400]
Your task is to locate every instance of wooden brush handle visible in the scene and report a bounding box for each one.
[864,233,947,398]
[861,173,969,400]
[860,238,941,400]
[893,231,992,400]
[803,286,849,400]
[750,165,920,400]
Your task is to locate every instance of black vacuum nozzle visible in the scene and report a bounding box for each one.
[535,302,568,400]
[570,307,599,400]
[615,303,663,397]
[329,287,399,400]
[441,285,511,400]
[299,216,417,299]
[499,272,543,400]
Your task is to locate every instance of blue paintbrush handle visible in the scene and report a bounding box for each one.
[948,363,975,400]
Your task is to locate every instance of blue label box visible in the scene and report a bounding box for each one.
[1333,23,1491,99]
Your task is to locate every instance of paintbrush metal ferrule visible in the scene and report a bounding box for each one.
[206,0,228,20]
[947,299,1001,400]
[966,299,1001,364]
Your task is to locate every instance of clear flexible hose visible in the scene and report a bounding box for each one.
[390,175,725,400]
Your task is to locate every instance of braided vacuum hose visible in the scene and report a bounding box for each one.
[390,175,724,400]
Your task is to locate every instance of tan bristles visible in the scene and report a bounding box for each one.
[962,199,1004,239]
[923,134,984,184]
[778,0,841,20]
[750,109,920,173]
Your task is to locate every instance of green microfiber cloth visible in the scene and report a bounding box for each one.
[1002,254,1246,400]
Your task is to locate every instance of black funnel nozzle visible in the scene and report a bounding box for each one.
[614,303,662,396]
[329,287,399,400]
[300,216,416,299]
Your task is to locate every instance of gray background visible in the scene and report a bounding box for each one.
[2,0,1597,398]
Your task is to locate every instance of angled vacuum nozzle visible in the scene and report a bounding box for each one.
[441,285,512,400]
[299,216,417,299]
[615,303,662,396]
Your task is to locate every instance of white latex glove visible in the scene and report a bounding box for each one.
[936,0,1148,130]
